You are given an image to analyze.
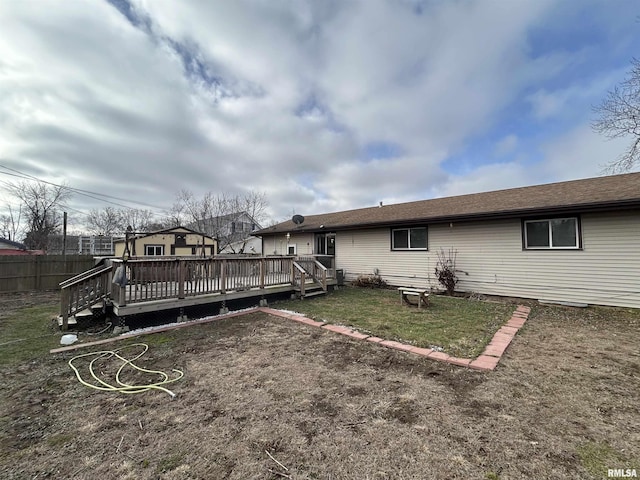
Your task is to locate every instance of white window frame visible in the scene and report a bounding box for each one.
[523,217,581,250]
[145,245,165,256]
[287,244,297,255]
[391,227,428,251]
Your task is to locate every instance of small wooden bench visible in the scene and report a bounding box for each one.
[398,287,430,308]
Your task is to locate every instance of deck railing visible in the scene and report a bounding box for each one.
[295,256,328,291]
[109,256,301,306]
[59,263,113,330]
[60,256,335,326]
[312,255,335,278]
[292,261,307,296]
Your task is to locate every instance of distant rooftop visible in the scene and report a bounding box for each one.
[0,238,27,250]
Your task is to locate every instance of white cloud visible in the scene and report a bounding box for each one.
[433,162,533,199]
[526,68,627,121]
[539,124,635,179]
[495,135,519,157]
[433,123,636,201]
[0,0,638,233]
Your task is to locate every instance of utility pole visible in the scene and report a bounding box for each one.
[62,212,67,260]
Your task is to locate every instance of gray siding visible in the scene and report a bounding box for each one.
[264,233,314,256]
[336,229,431,288]
[336,211,640,308]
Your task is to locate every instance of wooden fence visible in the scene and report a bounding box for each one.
[0,255,97,293]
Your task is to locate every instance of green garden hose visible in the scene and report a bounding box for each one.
[68,343,183,398]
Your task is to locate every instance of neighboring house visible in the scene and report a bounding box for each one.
[0,238,44,255]
[113,226,217,258]
[219,235,262,254]
[188,212,261,252]
[256,172,640,308]
[47,235,117,255]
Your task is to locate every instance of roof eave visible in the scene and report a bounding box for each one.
[257,199,640,235]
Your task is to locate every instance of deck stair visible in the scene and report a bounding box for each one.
[294,281,327,299]
[59,263,113,329]
[293,258,329,299]
[56,301,106,328]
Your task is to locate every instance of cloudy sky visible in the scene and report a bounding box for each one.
[1,0,638,229]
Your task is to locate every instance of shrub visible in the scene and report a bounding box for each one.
[434,248,459,295]
[352,274,388,289]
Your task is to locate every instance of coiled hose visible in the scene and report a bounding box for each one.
[68,343,184,398]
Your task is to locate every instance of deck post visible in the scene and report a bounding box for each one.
[178,259,185,299]
[119,263,128,306]
[119,285,126,306]
[220,259,226,294]
[60,288,70,331]
[260,258,265,289]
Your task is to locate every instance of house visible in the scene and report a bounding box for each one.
[187,211,261,253]
[256,172,640,308]
[113,226,217,258]
[47,235,117,255]
[0,238,44,255]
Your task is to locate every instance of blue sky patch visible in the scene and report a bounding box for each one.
[362,141,404,161]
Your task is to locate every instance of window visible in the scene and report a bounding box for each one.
[391,227,428,250]
[145,245,164,256]
[523,217,580,249]
[175,233,186,246]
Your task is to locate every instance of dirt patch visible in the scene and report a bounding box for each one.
[1,292,639,479]
[0,290,59,318]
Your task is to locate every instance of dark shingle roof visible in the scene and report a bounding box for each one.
[0,238,27,249]
[257,172,640,235]
[112,226,216,244]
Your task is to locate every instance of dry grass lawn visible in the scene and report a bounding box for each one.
[1,291,639,479]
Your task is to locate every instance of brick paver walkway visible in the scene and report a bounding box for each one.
[260,305,531,371]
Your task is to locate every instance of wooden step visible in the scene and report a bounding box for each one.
[70,301,104,318]
[74,307,95,318]
[57,316,78,327]
[57,300,105,328]
[302,289,327,298]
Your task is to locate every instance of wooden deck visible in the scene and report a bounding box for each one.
[59,256,336,328]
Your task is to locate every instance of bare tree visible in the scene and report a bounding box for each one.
[86,207,122,236]
[592,58,640,173]
[174,189,221,234]
[236,190,268,227]
[0,204,23,242]
[171,189,269,252]
[6,181,72,250]
[163,191,190,228]
[120,208,155,233]
[146,220,171,232]
[224,191,268,253]
[85,207,162,235]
